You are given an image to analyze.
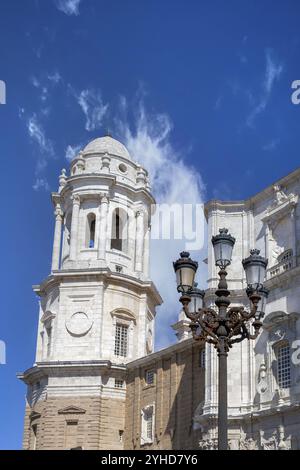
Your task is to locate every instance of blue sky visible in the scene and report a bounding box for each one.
[1,0,300,449]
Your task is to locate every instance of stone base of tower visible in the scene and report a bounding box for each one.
[22,395,125,450]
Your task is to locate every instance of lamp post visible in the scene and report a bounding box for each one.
[173,229,268,450]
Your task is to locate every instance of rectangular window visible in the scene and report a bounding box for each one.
[115,379,124,388]
[46,326,52,357]
[114,324,128,357]
[145,369,155,385]
[277,344,291,389]
[146,411,153,440]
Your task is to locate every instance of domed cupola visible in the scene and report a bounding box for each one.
[83,135,132,160]
[69,135,149,190]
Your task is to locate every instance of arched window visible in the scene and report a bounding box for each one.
[111,208,128,252]
[276,343,291,389]
[86,213,96,248]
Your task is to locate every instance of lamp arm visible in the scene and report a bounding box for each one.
[180,297,199,322]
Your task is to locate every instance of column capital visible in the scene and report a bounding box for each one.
[99,192,110,204]
[71,193,81,205]
[54,204,64,220]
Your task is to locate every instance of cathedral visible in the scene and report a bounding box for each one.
[19,136,300,450]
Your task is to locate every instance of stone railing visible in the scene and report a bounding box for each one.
[267,254,297,279]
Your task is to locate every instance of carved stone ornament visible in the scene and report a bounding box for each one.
[71,193,81,205]
[65,312,93,337]
[239,437,258,450]
[272,184,288,207]
[199,439,218,450]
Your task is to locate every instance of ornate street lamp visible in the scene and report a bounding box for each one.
[173,231,268,450]
[173,251,198,294]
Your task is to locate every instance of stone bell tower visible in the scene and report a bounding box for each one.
[19,136,162,450]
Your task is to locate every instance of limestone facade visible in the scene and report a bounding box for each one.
[19,136,300,450]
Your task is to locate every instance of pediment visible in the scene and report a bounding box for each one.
[58,406,86,415]
[111,308,136,324]
[263,310,288,328]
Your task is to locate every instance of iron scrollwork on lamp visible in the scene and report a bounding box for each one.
[173,229,269,450]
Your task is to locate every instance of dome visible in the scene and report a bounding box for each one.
[83,136,131,160]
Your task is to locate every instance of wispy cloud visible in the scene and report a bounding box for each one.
[47,71,62,84]
[114,97,206,349]
[27,114,54,155]
[30,71,62,103]
[65,143,82,161]
[262,138,280,151]
[54,0,82,16]
[246,49,283,127]
[26,114,55,191]
[76,89,108,131]
[32,178,50,192]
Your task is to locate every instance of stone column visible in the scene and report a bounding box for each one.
[69,194,80,261]
[135,209,144,273]
[98,193,109,261]
[143,225,150,277]
[51,204,63,271]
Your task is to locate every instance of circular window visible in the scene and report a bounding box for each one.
[118,163,127,174]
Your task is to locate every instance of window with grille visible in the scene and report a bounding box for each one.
[146,411,153,440]
[114,324,128,357]
[46,326,52,357]
[115,379,124,388]
[277,344,291,389]
[145,369,155,385]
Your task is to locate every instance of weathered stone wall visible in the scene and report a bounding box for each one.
[124,340,205,450]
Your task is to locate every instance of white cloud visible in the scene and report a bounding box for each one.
[264,50,283,95]
[47,71,62,84]
[55,0,81,16]
[262,138,280,151]
[33,178,50,192]
[115,98,207,350]
[27,114,54,155]
[65,143,82,161]
[76,89,108,131]
[246,50,283,127]
[27,114,55,191]
[29,76,49,102]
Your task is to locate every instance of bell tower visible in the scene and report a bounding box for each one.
[19,136,162,450]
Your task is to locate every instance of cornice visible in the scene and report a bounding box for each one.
[205,166,300,220]
[18,360,127,384]
[59,174,156,206]
[33,269,163,305]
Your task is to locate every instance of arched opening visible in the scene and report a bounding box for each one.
[111,208,128,252]
[86,213,96,248]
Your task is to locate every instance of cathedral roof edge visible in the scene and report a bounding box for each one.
[204,165,300,218]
